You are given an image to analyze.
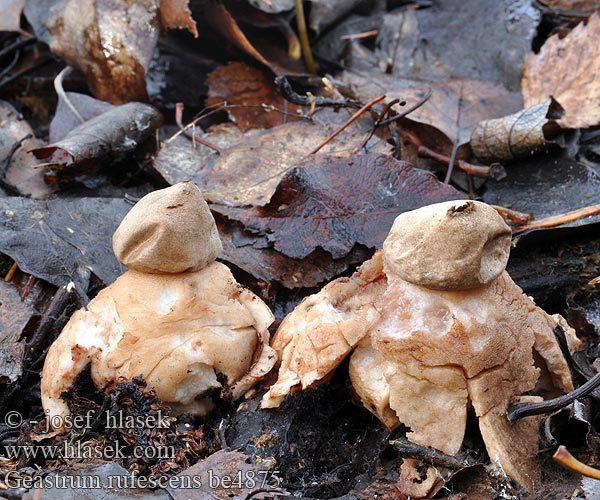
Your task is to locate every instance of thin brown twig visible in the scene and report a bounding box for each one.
[553,445,600,479]
[360,98,401,149]
[173,103,224,154]
[514,204,600,233]
[491,205,532,225]
[417,145,506,180]
[310,94,386,154]
[340,29,379,40]
[377,88,432,126]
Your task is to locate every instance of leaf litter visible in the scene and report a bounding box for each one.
[3,1,600,499]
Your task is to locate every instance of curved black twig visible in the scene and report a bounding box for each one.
[275,76,357,108]
[507,371,600,424]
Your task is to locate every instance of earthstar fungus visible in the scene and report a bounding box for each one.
[41,182,276,425]
[262,200,580,493]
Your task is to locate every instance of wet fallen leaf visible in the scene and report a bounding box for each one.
[0,196,131,296]
[168,449,284,500]
[158,108,390,207]
[0,101,53,199]
[470,98,565,163]
[206,61,304,130]
[218,215,371,288]
[153,124,244,186]
[0,281,34,384]
[47,0,159,103]
[344,72,523,156]
[522,12,600,129]
[213,153,462,259]
[31,102,162,169]
[199,0,305,75]
[247,0,293,14]
[0,0,27,35]
[482,154,600,239]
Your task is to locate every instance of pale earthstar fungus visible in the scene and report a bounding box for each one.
[261,200,580,493]
[41,182,277,426]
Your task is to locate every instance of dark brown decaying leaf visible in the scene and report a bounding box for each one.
[248,0,293,14]
[0,196,131,294]
[168,449,285,500]
[218,216,371,288]
[213,154,462,260]
[539,0,600,13]
[344,72,523,155]
[47,0,159,104]
[522,12,600,129]
[206,62,304,131]
[153,124,244,186]
[0,0,27,35]
[163,108,390,207]
[470,98,565,163]
[0,101,53,199]
[0,281,34,384]
[158,0,197,36]
[31,103,162,169]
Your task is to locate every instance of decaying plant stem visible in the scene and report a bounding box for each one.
[417,145,506,180]
[514,204,600,232]
[553,445,600,479]
[294,0,316,73]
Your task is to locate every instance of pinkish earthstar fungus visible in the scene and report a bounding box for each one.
[261,200,580,494]
[41,182,277,426]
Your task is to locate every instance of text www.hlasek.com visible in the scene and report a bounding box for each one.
[2,440,175,460]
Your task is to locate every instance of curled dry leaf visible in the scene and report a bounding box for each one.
[522,12,600,129]
[213,154,462,260]
[538,0,600,14]
[0,100,53,199]
[470,98,565,163]
[31,102,162,169]
[206,62,303,131]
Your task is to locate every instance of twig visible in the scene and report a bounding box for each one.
[54,66,84,124]
[0,49,20,82]
[389,438,478,470]
[360,97,402,149]
[244,488,289,500]
[507,371,600,423]
[275,76,356,107]
[0,54,53,89]
[417,145,505,180]
[173,102,223,154]
[294,0,316,73]
[377,87,432,126]
[514,204,600,233]
[340,29,379,40]
[491,205,532,225]
[553,445,600,479]
[310,95,386,154]
[0,36,37,60]
[4,261,17,282]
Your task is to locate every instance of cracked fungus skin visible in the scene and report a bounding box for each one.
[42,261,276,421]
[262,250,580,491]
